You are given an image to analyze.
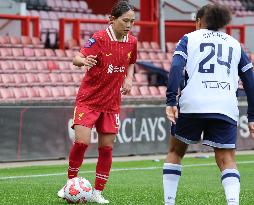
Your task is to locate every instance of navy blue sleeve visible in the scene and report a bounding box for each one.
[166,36,188,106]
[238,47,253,73]
[166,55,186,106]
[239,69,254,122]
[174,35,188,60]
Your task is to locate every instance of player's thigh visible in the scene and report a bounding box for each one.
[167,135,188,161]
[203,119,237,149]
[175,115,204,144]
[95,112,119,135]
[72,106,100,129]
[72,106,100,143]
[97,132,116,147]
[74,125,92,144]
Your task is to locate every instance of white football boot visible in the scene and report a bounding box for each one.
[89,189,109,204]
[57,186,65,199]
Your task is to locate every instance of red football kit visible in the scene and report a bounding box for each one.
[72,25,137,133]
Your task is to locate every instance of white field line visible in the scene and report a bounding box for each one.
[0,160,253,180]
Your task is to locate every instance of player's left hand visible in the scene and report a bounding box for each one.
[248,122,254,139]
[121,76,133,95]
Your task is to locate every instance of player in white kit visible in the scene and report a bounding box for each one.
[163,4,254,205]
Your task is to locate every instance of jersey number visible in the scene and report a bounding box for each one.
[199,43,233,74]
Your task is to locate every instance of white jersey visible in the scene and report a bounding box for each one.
[174,29,253,121]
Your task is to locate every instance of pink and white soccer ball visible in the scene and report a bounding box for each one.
[64,177,93,204]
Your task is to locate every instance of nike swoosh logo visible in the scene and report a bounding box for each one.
[106,53,112,56]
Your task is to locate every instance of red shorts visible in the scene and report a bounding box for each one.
[72,106,120,134]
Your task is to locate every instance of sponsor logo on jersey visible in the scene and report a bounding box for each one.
[202,81,231,90]
[84,38,96,48]
[107,64,125,74]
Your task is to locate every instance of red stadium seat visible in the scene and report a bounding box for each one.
[37,87,53,98]
[64,86,76,97]
[0,35,11,47]
[0,48,12,59]
[72,73,83,84]
[148,52,159,60]
[12,48,24,59]
[139,86,151,96]
[51,86,65,98]
[58,61,69,70]
[142,42,152,50]
[9,36,22,47]
[25,87,40,99]
[162,62,171,72]
[65,50,75,58]
[45,49,56,59]
[130,86,141,96]
[157,52,166,61]
[149,86,160,96]
[166,42,176,53]
[24,61,37,71]
[151,42,160,50]
[1,74,15,84]
[158,86,167,96]
[25,73,39,84]
[139,52,150,60]
[13,87,28,99]
[47,61,59,71]
[21,36,32,46]
[13,74,26,84]
[48,11,58,20]
[55,49,67,58]
[38,73,51,84]
[134,73,149,85]
[31,37,44,48]
[39,10,49,19]
[0,61,13,71]
[0,88,14,99]
[36,61,47,71]
[35,49,46,58]
[166,53,173,62]
[23,47,35,57]
[13,61,25,71]
[61,73,73,84]
[49,73,62,84]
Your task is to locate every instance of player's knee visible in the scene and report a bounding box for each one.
[74,136,91,144]
[215,150,236,170]
[169,146,185,158]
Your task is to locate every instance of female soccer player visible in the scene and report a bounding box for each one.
[163,4,254,205]
[58,1,137,203]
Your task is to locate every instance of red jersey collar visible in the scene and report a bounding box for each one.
[106,25,129,42]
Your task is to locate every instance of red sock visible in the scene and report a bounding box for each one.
[68,142,88,179]
[94,146,113,191]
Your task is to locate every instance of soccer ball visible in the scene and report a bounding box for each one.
[64,177,93,204]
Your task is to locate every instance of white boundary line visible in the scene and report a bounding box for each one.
[0,160,253,180]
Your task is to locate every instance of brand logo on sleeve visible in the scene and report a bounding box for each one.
[84,38,96,48]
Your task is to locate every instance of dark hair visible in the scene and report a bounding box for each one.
[196,4,231,31]
[111,0,134,19]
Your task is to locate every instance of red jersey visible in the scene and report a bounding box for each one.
[76,25,137,113]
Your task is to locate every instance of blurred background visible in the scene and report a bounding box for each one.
[0,0,253,162]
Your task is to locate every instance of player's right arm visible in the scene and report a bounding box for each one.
[73,35,101,69]
[73,52,97,69]
[166,36,188,124]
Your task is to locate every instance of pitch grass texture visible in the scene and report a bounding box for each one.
[0,155,253,205]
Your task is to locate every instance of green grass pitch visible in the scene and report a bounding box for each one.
[0,155,253,205]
